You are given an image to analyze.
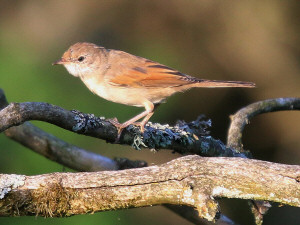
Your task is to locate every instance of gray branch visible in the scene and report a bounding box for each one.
[0,92,248,158]
[5,124,147,172]
[227,97,300,151]
[0,89,146,172]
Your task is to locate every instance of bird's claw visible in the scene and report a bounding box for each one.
[108,118,146,142]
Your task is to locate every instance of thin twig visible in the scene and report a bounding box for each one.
[227,97,300,151]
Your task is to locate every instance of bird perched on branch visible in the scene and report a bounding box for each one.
[53,42,255,135]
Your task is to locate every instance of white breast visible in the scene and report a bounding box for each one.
[81,77,109,98]
[80,77,146,107]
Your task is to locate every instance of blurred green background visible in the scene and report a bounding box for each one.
[0,1,299,224]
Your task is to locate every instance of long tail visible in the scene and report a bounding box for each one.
[193,79,256,88]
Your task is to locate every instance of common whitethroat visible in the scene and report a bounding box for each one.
[53,42,255,134]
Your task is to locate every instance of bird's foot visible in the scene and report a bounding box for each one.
[108,118,147,142]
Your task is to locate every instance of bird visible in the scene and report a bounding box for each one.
[53,42,255,135]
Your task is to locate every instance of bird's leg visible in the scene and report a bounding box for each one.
[112,101,154,139]
[132,111,154,133]
[133,103,160,131]
[132,103,162,132]
[118,110,151,129]
[112,110,151,141]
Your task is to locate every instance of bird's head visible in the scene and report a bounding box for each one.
[53,42,104,77]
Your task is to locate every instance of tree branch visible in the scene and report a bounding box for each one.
[0,89,146,172]
[0,100,248,158]
[0,90,235,225]
[0,89,236,224]
[5,123,147,172]
[1,89,299,224]
[226,97,300,225]
[1,155,299,221]
[227,97,300,151]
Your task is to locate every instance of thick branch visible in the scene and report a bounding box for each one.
[0,155,299,221]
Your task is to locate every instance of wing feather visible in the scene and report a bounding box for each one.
[106,52,192,88]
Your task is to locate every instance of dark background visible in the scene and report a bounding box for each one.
[0,1,299,225]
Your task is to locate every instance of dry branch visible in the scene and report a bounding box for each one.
[0,155,299,221]
[5,124,147,172]
[227,98,300,151]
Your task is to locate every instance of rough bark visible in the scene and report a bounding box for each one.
[0,155,299,221]
[227,97,300,224]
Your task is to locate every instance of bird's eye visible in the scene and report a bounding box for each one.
[78,56,85,62]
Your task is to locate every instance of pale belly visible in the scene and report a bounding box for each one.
[81,77,174,107]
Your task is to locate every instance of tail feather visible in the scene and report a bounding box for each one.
[193,79,256,88]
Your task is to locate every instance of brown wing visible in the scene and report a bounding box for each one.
[106,51,193,88]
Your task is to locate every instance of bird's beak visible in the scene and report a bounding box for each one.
[52,58,67,65]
